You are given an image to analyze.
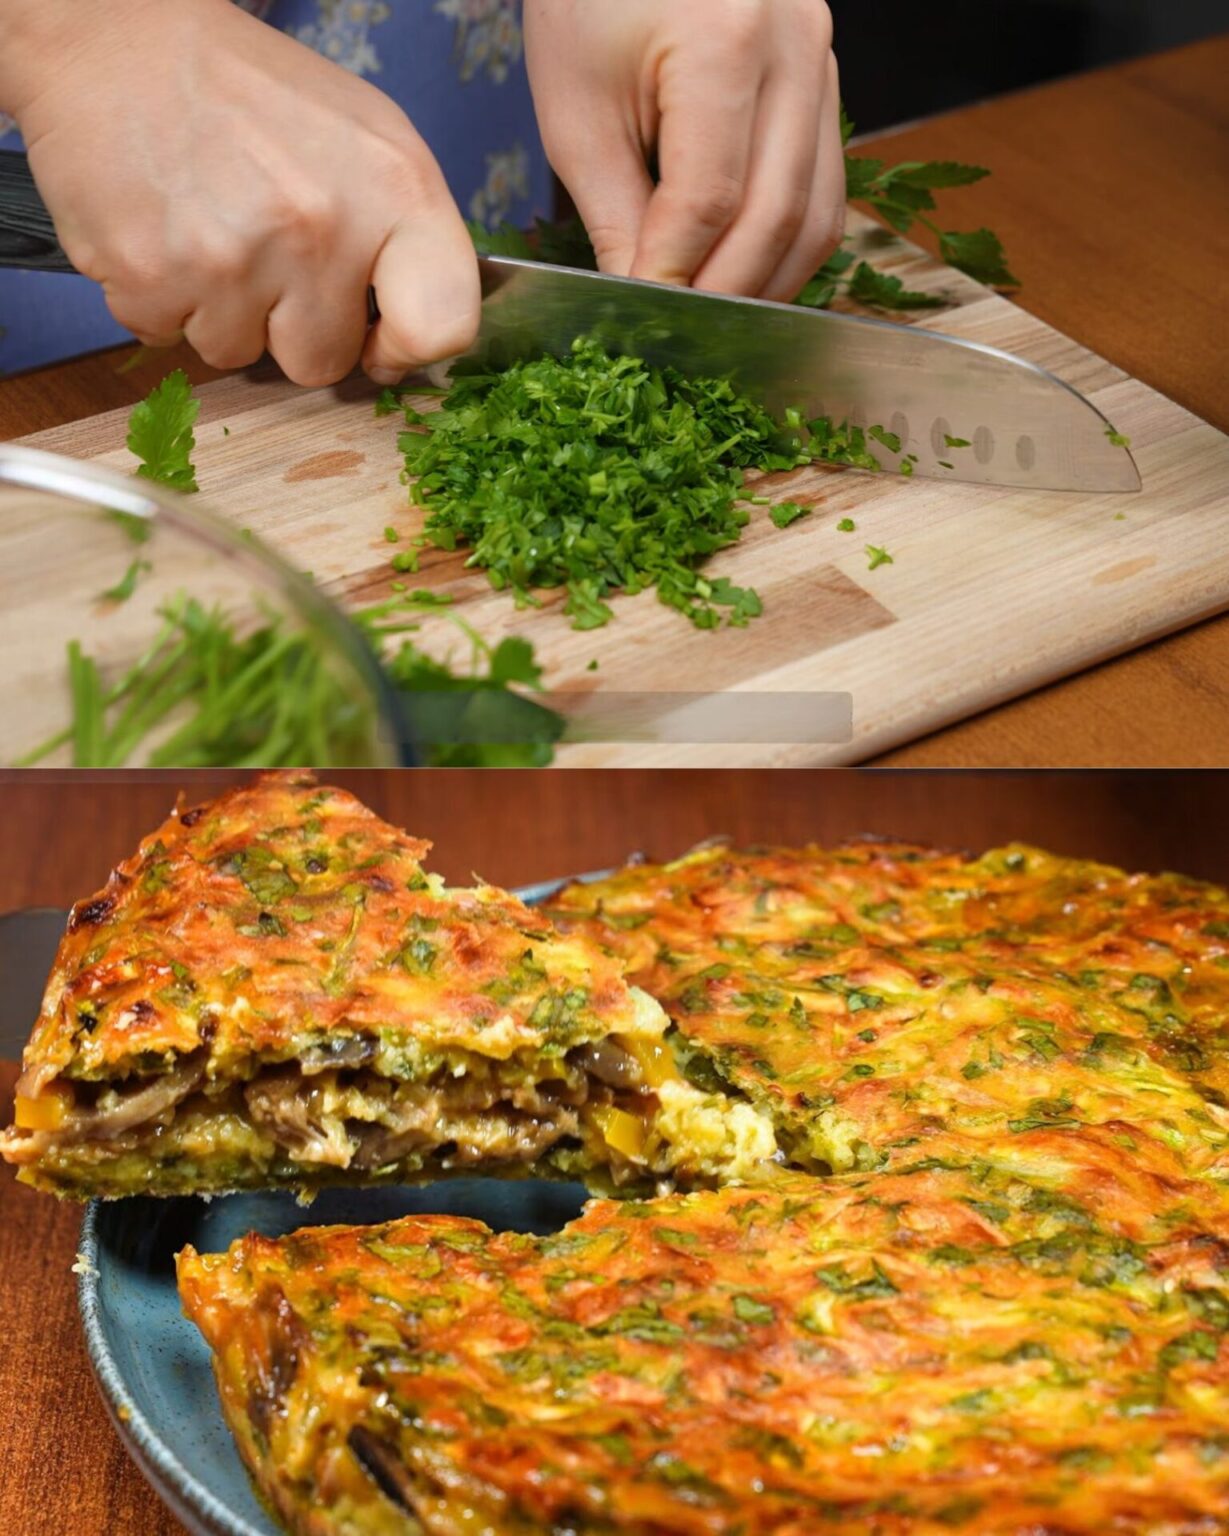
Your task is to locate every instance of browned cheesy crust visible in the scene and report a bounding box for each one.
[546,840,1229,1188]
[0,778,774,1197]
[178,1152,1229,1536]
[176,832,1229,1536]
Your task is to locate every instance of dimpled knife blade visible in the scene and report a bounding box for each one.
[468,256,1140,494]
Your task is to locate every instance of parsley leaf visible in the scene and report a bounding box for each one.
[126,369,200,493]
[465,219,534,259]
[938,228,1020,288]
[866,544,894,570]
[848,260,944,310]
[868,424,903,455]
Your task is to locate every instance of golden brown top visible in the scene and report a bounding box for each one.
[546,840,1229,1184]
[11,772,661,1101]
[179,1151,1229,1535]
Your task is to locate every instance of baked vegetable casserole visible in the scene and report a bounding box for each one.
[9,778,1229,1532]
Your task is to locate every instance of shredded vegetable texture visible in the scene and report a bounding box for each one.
[392,339,896,632]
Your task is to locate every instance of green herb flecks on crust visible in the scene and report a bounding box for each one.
[178,1157,1229,1535]
[0,774,775,1198]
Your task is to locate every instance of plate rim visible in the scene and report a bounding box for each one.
[74,866,614,1536]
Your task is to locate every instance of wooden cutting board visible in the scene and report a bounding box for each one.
[17,212,1229,767]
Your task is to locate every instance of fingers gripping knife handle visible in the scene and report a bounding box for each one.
[0,150,76,272]
[0,152,386,314]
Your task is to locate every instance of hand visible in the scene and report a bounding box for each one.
[2,0,479,385]
[524,0,845,302]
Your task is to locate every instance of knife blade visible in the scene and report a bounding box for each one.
[473,256,1140,493]
[0,150,1139,493]
[0,908,67,1062]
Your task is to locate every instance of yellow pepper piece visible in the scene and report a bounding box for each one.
[14,1091,70,1131]
[594,1105,646,1160]
[625,1036,679,1089]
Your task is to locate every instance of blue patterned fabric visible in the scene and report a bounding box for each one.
[0,0,548,374]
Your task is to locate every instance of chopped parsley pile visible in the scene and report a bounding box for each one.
[423,124,1012,632]
[390,338,900,632]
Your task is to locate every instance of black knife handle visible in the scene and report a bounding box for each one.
[0,150,76,273]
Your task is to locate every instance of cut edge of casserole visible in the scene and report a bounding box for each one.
[0,774,779,1199]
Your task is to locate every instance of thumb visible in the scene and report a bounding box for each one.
[362,202,480,385]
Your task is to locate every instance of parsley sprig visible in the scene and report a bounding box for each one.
[126,368,200,493]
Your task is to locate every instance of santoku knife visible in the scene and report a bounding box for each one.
[0,149,1139,493]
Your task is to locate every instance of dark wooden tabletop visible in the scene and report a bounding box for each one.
[3,764,1229,1536]
[0,38,1225,767]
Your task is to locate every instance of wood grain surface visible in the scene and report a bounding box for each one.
[3,765,1229,1536]
[2,38,1227,767]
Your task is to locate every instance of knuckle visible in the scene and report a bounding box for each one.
[266,190,336,258]
[368,136,434,204]
[198,244,249,283]
[273,331,361,387]
[112,244,173,292]
[679,175,744,230]
[419,308,480,363]
[193,337,264,371]
[585,222,635,264]
[809,202,846,256]
[281,357,350,389]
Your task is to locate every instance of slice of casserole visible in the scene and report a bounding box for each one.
[0,773,774,1197]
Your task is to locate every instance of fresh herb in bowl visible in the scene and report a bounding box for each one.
[20,375,562,769]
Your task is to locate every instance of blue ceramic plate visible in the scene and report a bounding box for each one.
[75,872,609,1536]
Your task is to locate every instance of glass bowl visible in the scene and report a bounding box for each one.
[0,444,413,767]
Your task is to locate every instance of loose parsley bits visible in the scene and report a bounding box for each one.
[389,338,870,633]
[866,545,895,570]
[837,518,856,532]
[770,501,811,529]
[100,558,150,605]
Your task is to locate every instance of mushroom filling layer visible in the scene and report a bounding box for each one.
[5,1036,679,1183]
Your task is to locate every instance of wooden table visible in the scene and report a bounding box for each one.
[1,38,1225,767]
[3,764,1229,1535]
